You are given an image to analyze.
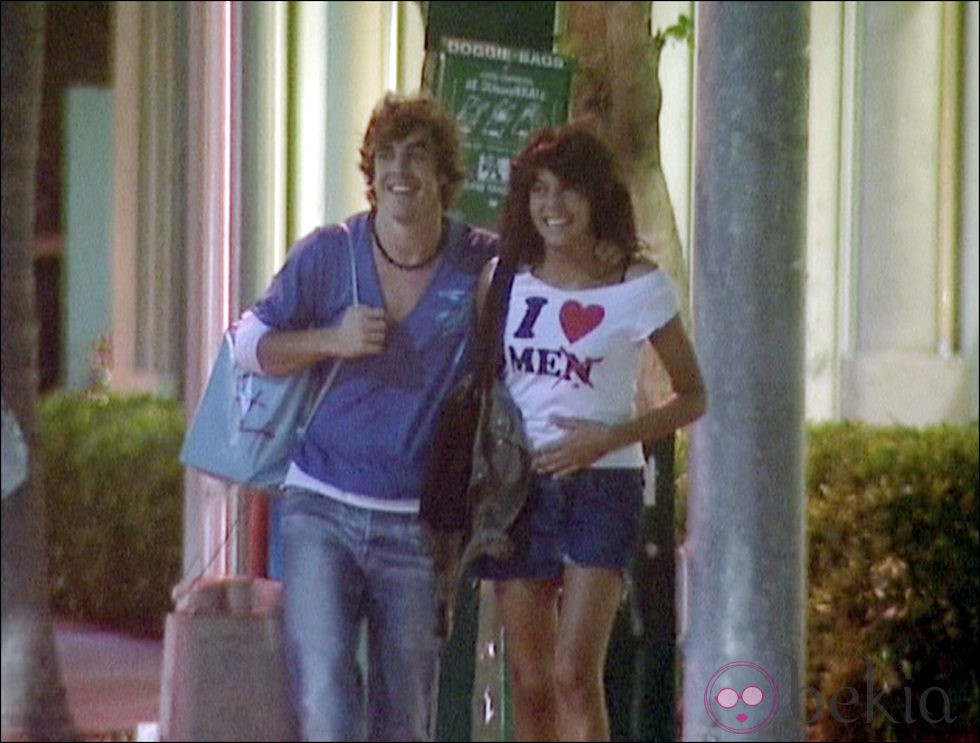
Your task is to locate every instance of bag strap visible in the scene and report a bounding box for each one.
[301,221,359,427]
[474,257,516,389]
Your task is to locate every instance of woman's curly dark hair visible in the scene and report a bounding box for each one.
[497,121,640,269]
[358,92,468,212]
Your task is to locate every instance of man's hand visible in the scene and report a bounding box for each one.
[333,305,387,358]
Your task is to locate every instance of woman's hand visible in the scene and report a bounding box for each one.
[532,416,616,478]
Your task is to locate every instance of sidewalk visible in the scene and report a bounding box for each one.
[54,620,162,741]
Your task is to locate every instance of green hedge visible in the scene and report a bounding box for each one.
[804,422,978,741]
[39,391,184,639]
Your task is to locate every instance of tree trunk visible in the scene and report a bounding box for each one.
[1,3,80,740]
[565,0,689,406]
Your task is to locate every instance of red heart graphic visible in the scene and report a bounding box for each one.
[559,301,604,343]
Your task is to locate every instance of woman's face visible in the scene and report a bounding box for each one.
[528,168,594,254]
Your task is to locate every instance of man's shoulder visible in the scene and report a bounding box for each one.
[290,213,369,254]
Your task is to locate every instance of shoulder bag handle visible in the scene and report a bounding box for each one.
[301,221,359,426]
[475,257,516,389]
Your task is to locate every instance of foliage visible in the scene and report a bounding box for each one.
[38,390,185,639]
[674,422,978,741]
[36,394,979,739]
[655,13,693,48]
[804,422,978,741]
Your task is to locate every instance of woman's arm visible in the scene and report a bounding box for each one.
[533,315,707,477]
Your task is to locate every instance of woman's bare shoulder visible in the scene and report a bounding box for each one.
[624,256,659,281]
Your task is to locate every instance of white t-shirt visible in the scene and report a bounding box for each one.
[503,268,678,468]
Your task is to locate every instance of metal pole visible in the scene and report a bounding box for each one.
[682,3,809,740]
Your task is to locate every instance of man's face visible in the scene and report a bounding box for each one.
[373,128,445,223]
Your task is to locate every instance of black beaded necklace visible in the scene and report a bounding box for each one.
[371,220,440,271]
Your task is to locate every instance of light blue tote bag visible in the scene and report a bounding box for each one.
[179,224,358,488]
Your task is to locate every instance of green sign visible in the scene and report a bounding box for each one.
[436,36,572,228]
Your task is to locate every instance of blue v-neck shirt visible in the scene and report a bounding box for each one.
[251,211,498,505]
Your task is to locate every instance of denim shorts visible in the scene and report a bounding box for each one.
[472,468,644,581]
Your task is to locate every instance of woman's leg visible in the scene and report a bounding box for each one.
[553,565,625,742]
[494,578,562,741]
[551,469,642,740]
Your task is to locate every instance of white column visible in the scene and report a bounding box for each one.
[290,1,330,240]
[962,2,980,422]
[241,1,289,298]
[805,2,846,422]
[323,1,388,224]
[839,2,970,425]
[180,0,244,589]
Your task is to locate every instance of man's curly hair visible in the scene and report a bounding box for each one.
[358,92,468,211]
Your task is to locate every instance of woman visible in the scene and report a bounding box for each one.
[473,122,707,741]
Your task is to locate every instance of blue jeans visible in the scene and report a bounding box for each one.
[279,489,443,741]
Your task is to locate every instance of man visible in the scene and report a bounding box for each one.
[233,92,498,741]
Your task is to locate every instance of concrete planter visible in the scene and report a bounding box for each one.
[159,576,298,741]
